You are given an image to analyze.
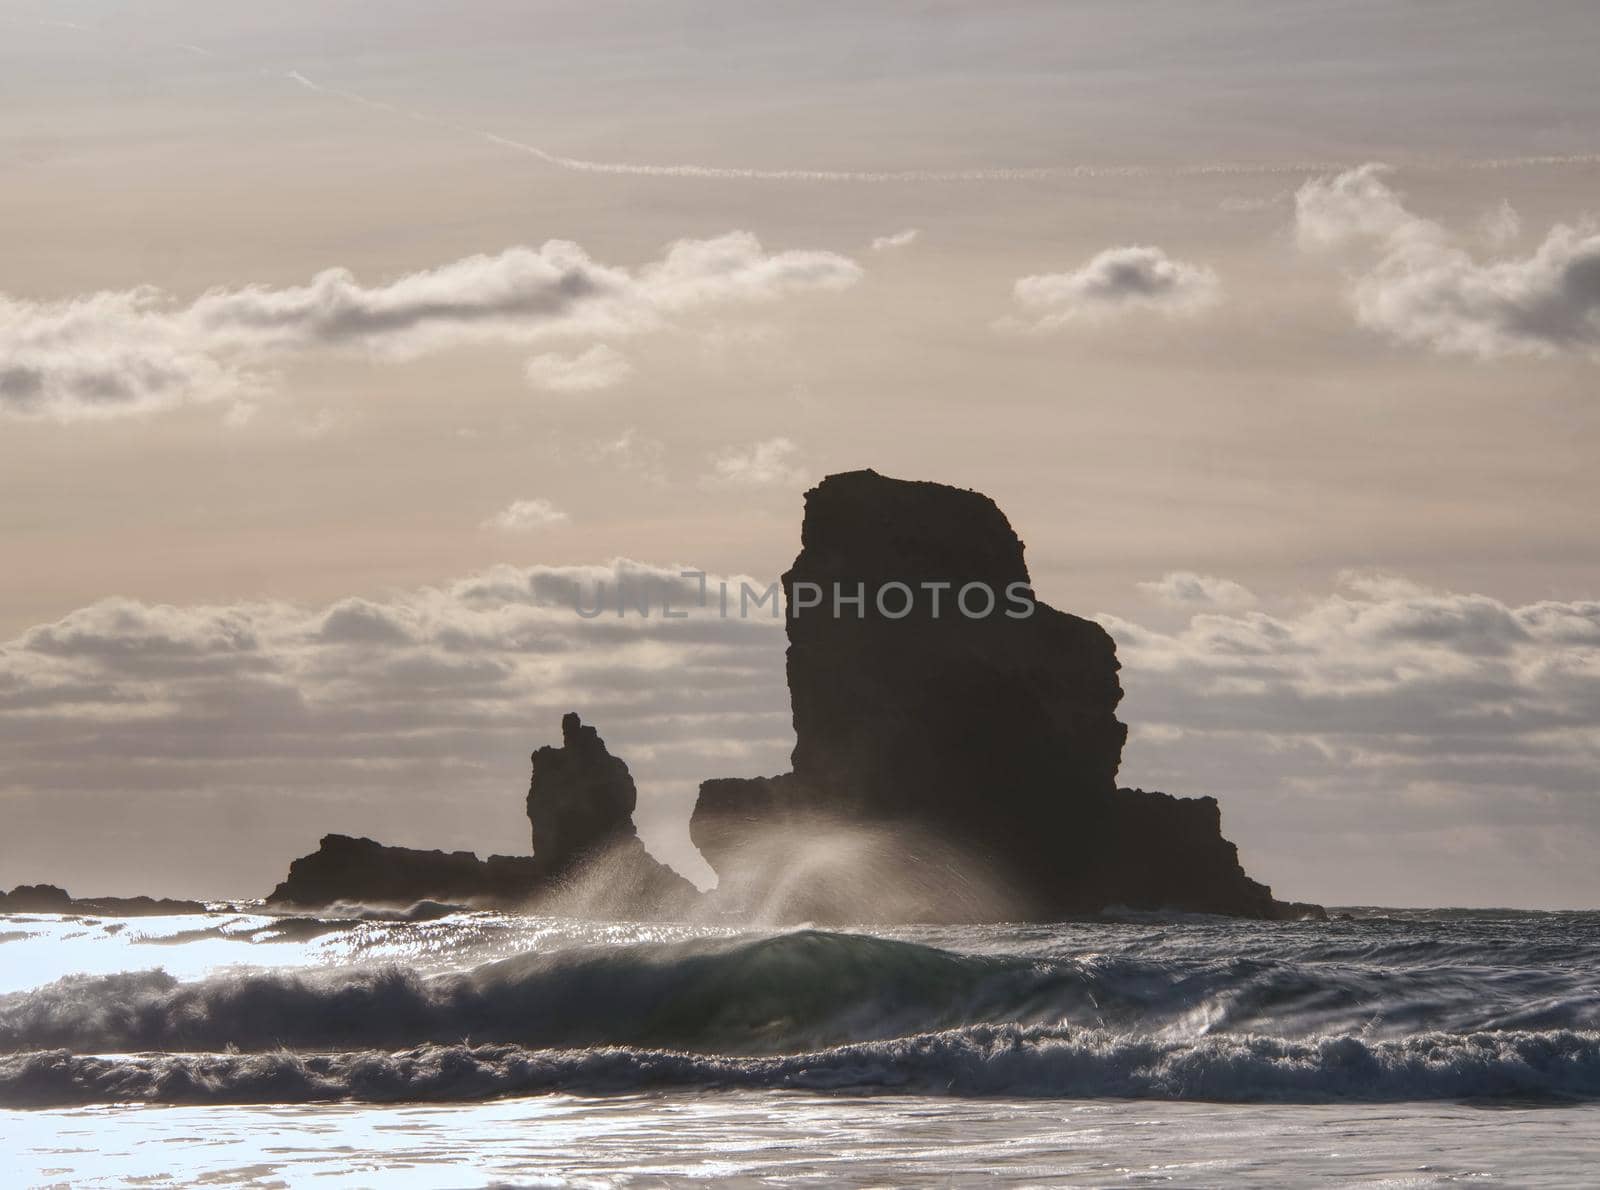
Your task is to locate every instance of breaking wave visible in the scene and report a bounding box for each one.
[6,1026,1599,1107]
[3,922,1600,1106]
[0,932,1090,1055]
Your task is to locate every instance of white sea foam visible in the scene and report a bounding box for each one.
[6,1024,1600,1107]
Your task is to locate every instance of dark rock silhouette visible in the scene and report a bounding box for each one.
[262,470,1317,922]
[528,712,641,868]
[268,714,695,913]
[0,883,207,916]
[525,712,699,912]
[267,835,542,908]
[0,884,72,912]
[692,469,1321,921]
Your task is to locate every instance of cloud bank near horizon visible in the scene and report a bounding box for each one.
[1102,575,1600,904]
[1,563,1595,904]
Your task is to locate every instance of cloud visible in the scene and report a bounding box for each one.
[701,438,808,489]
[1336,570,1434,602]
[1295,164,1600,359]
[1293,163,1417,252]
[1099,575,1600,903]
[0,233,862,421]
[588,428,667,486]
[483,499,570,532]
[1008,246,1220,329]
[637,232,862,311]
[0,288,246,420]
[523,344,634,393]
[1479,199,1522,248]
[870,228,921,252]
[1138,571,1258,609]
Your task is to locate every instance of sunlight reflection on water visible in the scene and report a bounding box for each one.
[5,1093,1597,1188]
[0,909,743,996]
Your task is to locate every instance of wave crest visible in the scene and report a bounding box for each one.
[0,931,1078,1055]
[4,927,1598,1057]
[6,1026,1599,1107]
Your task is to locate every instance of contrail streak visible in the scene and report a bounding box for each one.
[281,68,1600,184]
[20,18,1600,186]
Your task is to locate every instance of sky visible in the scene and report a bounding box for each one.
[2,0,1598,907]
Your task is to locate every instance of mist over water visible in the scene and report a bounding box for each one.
[696,820,1024,925]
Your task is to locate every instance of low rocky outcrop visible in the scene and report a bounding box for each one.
[266,836,542,908]
[692,469,1321,921]
[267,714,696,914]
[0,883,208,916]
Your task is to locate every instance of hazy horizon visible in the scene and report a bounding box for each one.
[3,0,1599,909]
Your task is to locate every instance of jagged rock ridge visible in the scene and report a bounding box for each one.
[268,714,693,912]
[267,836,542,907]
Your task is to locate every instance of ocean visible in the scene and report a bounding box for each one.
[3,906,1598,1186]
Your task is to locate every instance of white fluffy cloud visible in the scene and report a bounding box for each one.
[870,228,921,252]
[523,344,634,393]
[1008,245,1220,329]
[0,232,863,421]
[1138,571,1258,609]
[482,498,570,532]
[1293,163,1418,252]
[1296,164,1600,359]
[701,437,808,489]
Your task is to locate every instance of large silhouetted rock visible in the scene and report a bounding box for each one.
[691,469,1319,921]
[786,470,1125,820]
[261,470,1315,922]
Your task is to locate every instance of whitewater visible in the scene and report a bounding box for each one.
[3,906,1598,1186]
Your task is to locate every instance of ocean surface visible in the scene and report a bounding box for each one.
[2,905,1597,1186]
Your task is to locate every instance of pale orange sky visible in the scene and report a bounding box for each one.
[2,0,1598,906]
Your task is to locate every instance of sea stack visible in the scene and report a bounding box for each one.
[527,712,644,867]
[525,712,699,911]
[692,469,1319,921]
[268,713,695,913]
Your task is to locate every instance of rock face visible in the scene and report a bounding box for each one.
[0,884,72,912]
[692,469,1319,921]
[528,712,640,868]
[525,713,699,912]
[267,835,542,908]
[0,883,207,916]
[268,713,696,913]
